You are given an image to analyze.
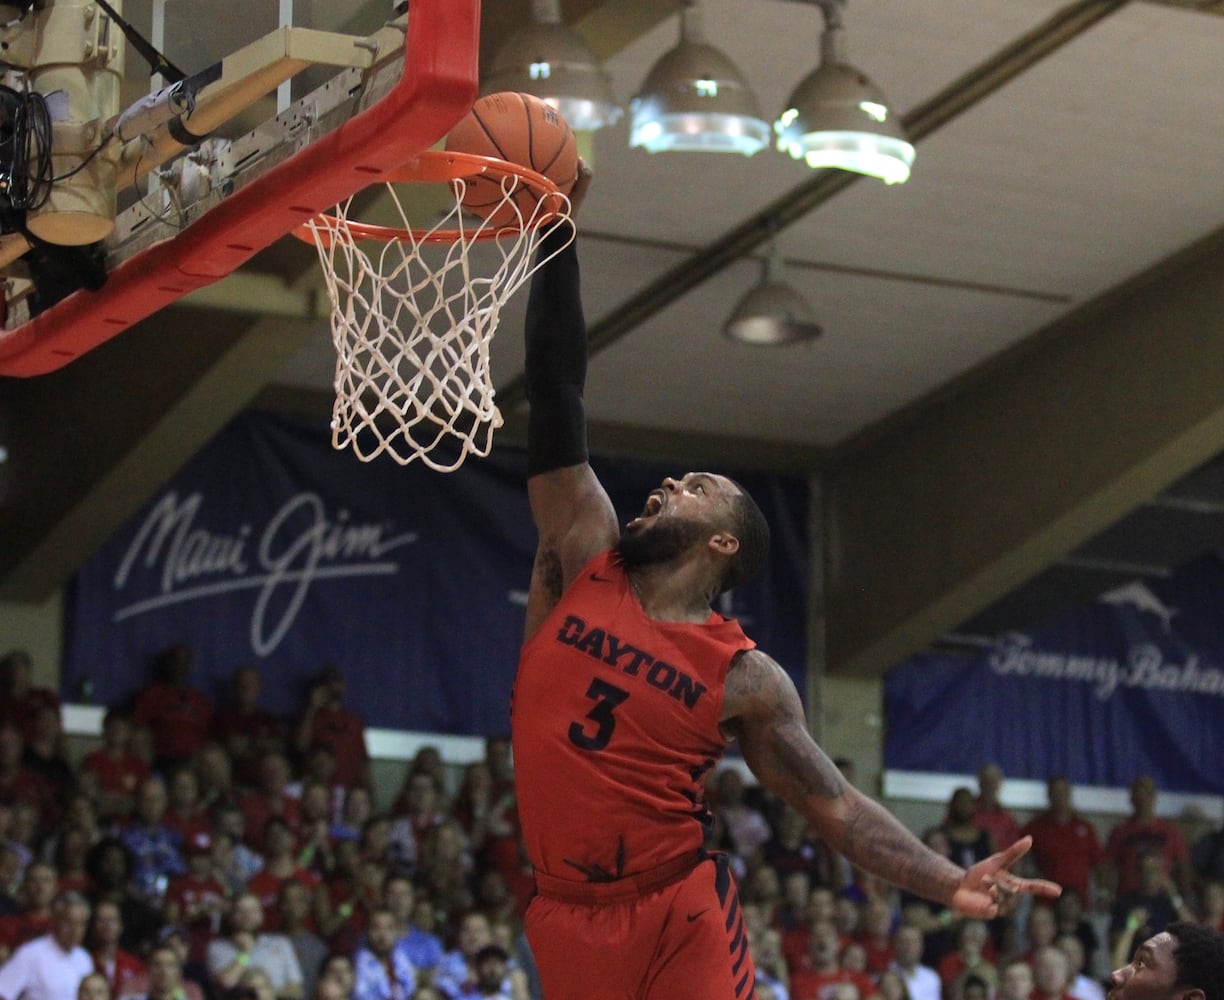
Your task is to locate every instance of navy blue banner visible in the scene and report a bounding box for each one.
[64,411,809,736]
[884,556,1224,795]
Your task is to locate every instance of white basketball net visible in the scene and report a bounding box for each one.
[306,177,574,470]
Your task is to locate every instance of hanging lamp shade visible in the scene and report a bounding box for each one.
[724,251,822,345]
[484,0,621,130]
[774,5,914,183]
[629,2,770,155]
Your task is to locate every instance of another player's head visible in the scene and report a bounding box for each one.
[1109,923,1224,1000]
[617,472,770,595]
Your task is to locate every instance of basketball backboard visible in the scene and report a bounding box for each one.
[0,0,479,376]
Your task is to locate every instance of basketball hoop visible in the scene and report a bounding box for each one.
[293,150,575,470]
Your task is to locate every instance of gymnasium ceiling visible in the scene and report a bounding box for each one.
[4,0,1224,677]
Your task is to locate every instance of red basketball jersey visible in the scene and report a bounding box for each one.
[512,550,754,884]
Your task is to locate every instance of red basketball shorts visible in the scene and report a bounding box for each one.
[525,853,757,1000]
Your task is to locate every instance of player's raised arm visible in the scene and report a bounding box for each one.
[722,647,1062,918]
[523,162,618,640]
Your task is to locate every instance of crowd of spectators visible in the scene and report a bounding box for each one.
[1,644,1223,1000]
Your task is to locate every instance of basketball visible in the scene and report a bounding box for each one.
[445,92,578,228]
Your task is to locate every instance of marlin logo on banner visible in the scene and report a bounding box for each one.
[111,490,418,655]
[1097,581,1179,632]
[884,553,1224,796]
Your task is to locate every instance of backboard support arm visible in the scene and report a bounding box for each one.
[0,0,479,376]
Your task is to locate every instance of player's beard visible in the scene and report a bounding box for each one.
[616,515,709,569]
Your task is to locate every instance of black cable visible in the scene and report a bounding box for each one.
[0,84,53,212]
[48,133,114,184]
[20,88,53,210]
[91,0,185,82]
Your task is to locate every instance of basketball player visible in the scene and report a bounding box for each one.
[510,163,1061,1000]
[1107,923,1224,1000]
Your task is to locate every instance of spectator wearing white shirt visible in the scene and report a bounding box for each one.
[206,892,303,1000]
[892,926,942,1000]
[0,892,93,1000]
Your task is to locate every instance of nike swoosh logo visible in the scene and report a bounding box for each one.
[686,909,709,923]
[590,572,614,582]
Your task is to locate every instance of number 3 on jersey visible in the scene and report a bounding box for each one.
[568,678,629,751]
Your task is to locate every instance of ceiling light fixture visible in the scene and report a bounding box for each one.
[484,0,622,131]
[775,0,914,184]
[629,0,770,155]
[724,246,822,345]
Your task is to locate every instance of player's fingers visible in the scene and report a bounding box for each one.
[990,835,1033,869]
[569,157,593,214]
[1016,877,1062,898]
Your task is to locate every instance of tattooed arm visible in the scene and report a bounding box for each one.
[525,466,617,640]
[721,648,1061,916]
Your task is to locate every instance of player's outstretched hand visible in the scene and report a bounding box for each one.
[569,157,593,217]
[949,835,1062,918]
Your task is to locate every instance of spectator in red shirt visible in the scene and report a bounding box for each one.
[163,832,228,965]
[1021,777,1107,913]
[0,724,53,840]
[22,704,74,810]
[783,885,838,972]
[856,897,898,976]
[0,650,59,745]
[293,667,369,791]
[937,919,997,995]
[314,838,369,954]
[131,644,214,774]
[239,752,300,849]
[0,860,58,963]
[245,818,320,931]
[791,918,875,1000]
[88,898,146,997]
[1106,776,1192,898]
[80,711,152,824]
[212,666,286,790]
[52,824,95,897]
[974,764,1021,851]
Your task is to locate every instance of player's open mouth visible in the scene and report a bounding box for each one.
[625,490,665,531]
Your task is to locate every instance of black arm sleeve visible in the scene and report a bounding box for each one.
[524,223,588,477]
